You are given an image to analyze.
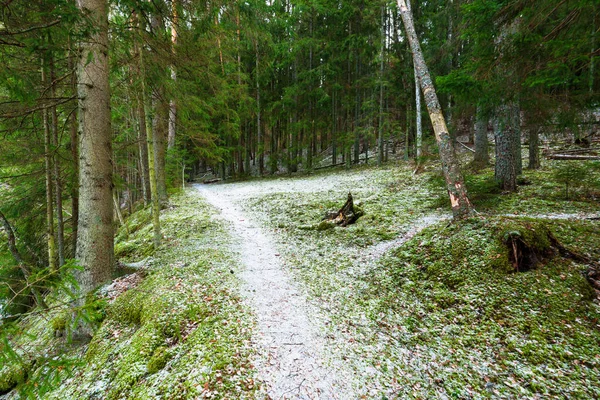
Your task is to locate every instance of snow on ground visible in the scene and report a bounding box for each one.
[194,168,450,398]
[196,181,360,399]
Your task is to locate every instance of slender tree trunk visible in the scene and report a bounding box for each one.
[591,10,597,94]
[354,53,361,164]
[147,116,162,249]
[406,1,422,161]
[513,101,522,175]
[137,101,151,205]
[138,35,162,248]
[167,0,178,150]
[378,5,385,166]
[528,127,541,169]
[152,87,168,205]
[415,63,422,160]
[255,41,264,175]
[397,0,472,219]
[49,49,65,267]
[41,55,58,272]
[332,90,337,165]
[68,42,79,255]
[473,104,489,167]
[75,0,114,295]
[149,12,168,206]
[404,101,411,160]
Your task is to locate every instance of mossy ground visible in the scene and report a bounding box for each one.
[241,160,600,398]
[2,191,258,399]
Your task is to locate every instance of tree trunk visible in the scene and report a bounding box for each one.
[167,0,178,150]
[528,127,540,169]
[41,54,57,272]
[406,1,422,161]
[152,87,169,205]
[255,41,264,175]
[137,101,151,205]
[473,104,489,167]
[494,102,518,191]
[397,0,472,219]
[513,101,522,175]
[75,0,114,295]
[68,46,79,256]
[378,5,385,166]
[49,49,65,267]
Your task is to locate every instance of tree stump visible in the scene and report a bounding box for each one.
[320,193,364,229]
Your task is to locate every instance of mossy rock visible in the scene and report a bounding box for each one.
[0,363,27,394]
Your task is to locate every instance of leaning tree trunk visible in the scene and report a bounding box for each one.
[75,0,114,295]
[397,0,472,219]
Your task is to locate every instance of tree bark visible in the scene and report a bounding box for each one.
[406,1,422,161]
[397,0,472,219]
[494,102,518,191]
[75,0,114,295]
[473,104,489,167]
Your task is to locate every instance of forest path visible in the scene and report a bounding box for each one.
[195,181,358,399]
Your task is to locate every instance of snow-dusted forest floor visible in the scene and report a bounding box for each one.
[196,163,600,399]
[3,162,600,399]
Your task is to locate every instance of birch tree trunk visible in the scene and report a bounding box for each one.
[397,0,472,219]
[75,0,114,295]
[167,0,178,150]
[406,1,422,161]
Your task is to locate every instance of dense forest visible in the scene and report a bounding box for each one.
[1,0,599,398]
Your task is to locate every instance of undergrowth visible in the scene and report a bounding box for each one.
[1,191,258,399]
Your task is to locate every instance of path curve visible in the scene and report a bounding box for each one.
[195,184,356,400]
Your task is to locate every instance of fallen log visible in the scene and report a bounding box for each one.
[545,154,600,161]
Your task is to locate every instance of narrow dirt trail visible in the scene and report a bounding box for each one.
[195,184,357,400]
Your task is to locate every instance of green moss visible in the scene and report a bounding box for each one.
[41,191,258,399]
[147,346,171,374]
[0,363,26,393]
